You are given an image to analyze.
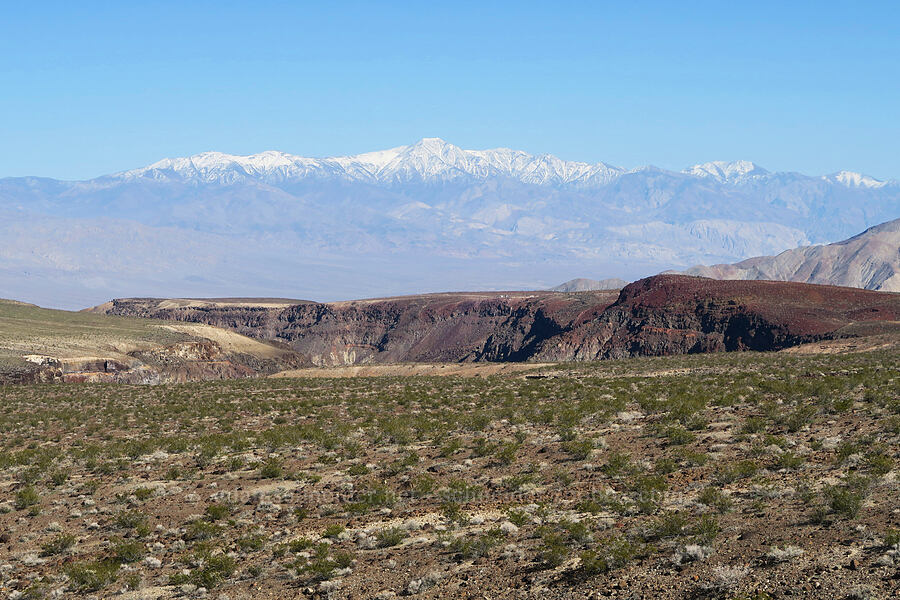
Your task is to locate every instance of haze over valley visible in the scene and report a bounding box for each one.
[2,137,898,309]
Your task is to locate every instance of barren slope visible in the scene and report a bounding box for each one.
[684,217,900,291]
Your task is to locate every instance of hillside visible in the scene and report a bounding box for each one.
[684,217,900,291]
[549,277,628,292]
[0,299,306,383]
[2,138,898,309]
[91,275,900,367]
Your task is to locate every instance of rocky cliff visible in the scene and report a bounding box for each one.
[92,276,900,366]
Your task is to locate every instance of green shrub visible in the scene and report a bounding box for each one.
[376,527,407,548]
[112,539,145,563]
[496,442,519,465]
[346,463,370,476]
[537,531,569,568]
[716,460,758,485]
[114,510,146,530]
[323,524,345,539]
[562,439,594,461]
[258,457,284,479]
[40,533,75,556]
[237,534,268,551]
[777,452,805,470]
[697,486,732,513]
[580,535,645,574]
[183,519,222,541]
[205,502,233,521]
[15,486,40,510]
[824,477,870,519]
[66,559,120,592]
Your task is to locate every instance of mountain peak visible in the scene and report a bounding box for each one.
[827,170,886,189]
[684,160,768,182]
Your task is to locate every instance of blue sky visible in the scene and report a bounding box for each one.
[1,1,898,180]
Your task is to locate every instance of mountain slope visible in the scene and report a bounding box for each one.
[684,218,900,292]
[1,138,897,309]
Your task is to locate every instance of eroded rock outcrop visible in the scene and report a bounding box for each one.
[93,276,900,366]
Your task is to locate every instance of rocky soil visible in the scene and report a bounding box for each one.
[0,349,898,599]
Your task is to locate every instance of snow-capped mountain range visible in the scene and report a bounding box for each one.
[115,137,888,189]
[0,138,897,309]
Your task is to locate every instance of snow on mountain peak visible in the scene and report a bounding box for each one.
[684,160,768,182]
[828,170,886,189]
[116,138,628,187]
[114,142,887,192]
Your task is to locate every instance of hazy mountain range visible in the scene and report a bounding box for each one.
[1,137,897,309]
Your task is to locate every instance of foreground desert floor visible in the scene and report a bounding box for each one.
[1,350,898,599]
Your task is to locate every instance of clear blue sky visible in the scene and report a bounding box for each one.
[1,1,898,180]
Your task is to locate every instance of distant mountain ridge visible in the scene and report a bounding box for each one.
[1,138,897,309]
[684,218,900,292]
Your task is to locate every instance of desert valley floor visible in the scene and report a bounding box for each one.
[1,346,898,599]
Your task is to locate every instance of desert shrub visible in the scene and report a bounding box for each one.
[654,457,678,475]
[503,472,536,491]
[66,559,120,592]
[496,442,519,465]
[883,528,900,548]
[133,486,153,501]
[40,533,75,556]
[114,510,146,530]
[505,507,529,527]
[647,511,688,540]
[183,519,222,541]
[450,531,502,559]
[783,405,817,432]
[630,474,668,513]
[698,486,732,512]
[742,416,767,434]
[581,535,647,574]
[171,550,236,589]
[765,545,804,564]
[440,500,467,524]
[411,474,436,498]
[691,514,720,544]
[716,460,758,485]
[576,490,628,515]
[601,451,633,477]
[439,437,463,457]
[824,476,870,519]
[562,438,594,461]
[537,531,570,568]
[346,463,370,476]
[659,424,695,446]
[237,534,267,551]
[347,484,396,514]
[15,486,40,510]
[258,457,283,479]
[440,479,482,503]
[112,538,145,563]
[864,450,893,476]
[776,451,805,470]
[376,526,407,548]
[205,502,233,521]
[323,524,346,539]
